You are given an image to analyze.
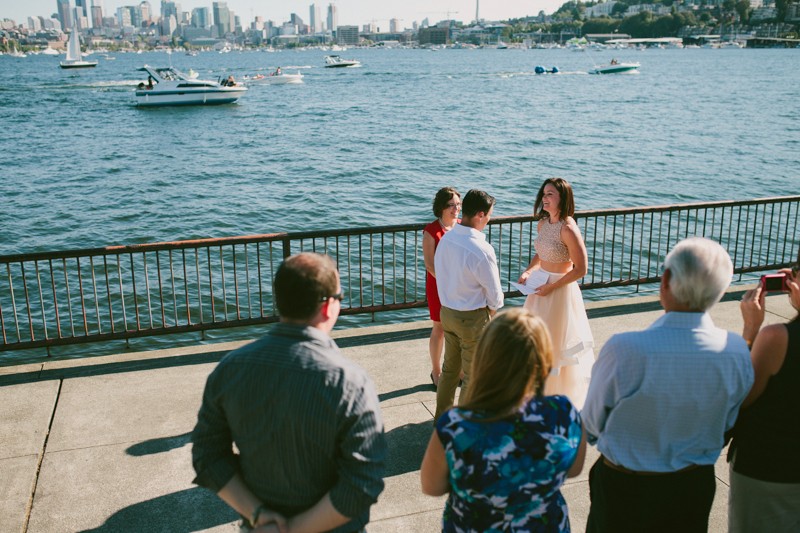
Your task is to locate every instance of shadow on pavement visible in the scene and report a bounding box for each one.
[77,486,237,533]
[385,420,432,478]
[126,432,192,457]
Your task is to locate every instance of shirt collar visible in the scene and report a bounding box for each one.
[271,322,336,347]
[454,222,486,240]
[650,311,715,330]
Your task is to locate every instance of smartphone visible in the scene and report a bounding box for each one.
[760,273,789,292]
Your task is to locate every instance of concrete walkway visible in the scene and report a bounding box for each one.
[1,290,795,533]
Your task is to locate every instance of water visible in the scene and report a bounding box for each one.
[1,47,799,257]
[1,47,798,361]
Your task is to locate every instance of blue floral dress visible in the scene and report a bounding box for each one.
[436,395,581,532]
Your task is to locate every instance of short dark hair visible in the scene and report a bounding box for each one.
[461,189,495,218]
[534,177,575,220]
[432,187,460,218]
[274,253,339,320]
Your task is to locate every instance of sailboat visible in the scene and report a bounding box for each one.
[60,25,97,69]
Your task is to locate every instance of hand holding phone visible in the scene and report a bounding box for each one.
[760,273,789,292]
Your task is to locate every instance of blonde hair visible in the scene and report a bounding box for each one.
[459,308,554,418]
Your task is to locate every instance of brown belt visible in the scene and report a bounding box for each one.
[602,455,700,476]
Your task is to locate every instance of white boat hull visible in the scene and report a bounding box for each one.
[60,60,98,69]
[247,74,303,85]
[135,87,246,106]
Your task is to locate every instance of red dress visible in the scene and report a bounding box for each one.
[424,220,446,321]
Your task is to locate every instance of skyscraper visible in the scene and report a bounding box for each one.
[139,1,151,23]
[91,2,103,28]
[191,7,209,28]
[75,0,88,18]
[309,3,321,33]
[212,1,232,36]
[57,0,73,31]
[389,18,399,32]
[326,3,337,33]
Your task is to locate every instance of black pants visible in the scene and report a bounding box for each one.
[586,457,716,533]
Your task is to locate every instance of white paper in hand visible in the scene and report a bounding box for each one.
[510,270,550,295]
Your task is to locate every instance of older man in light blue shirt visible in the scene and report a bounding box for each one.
[583,237,753,533]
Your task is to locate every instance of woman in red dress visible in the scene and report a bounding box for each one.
[423,187,461,387]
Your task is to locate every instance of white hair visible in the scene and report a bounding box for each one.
[664,237,733,312]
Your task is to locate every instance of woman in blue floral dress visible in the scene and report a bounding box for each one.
[421,308,586,532]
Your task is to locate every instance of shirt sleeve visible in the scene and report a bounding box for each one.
[474,247,504,311]
[329,376,387,518]
[191,365,239,492]
[582,336,622,445]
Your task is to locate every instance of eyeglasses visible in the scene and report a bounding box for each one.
[321,292,344,302]
[445,202,461,209]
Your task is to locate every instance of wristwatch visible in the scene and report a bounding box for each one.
[250,503,268,528]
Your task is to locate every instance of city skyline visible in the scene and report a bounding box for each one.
[2,0,564,30]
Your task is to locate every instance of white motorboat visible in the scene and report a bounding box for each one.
[324,55,361,68]
[134,65,247,107]
[60,25,97,68]
[244,71,304,85]
[589,61,640,75]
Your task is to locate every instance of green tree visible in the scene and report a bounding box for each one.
[735,0,751,22]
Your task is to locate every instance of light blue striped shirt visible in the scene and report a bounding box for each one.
[583,312,753,472]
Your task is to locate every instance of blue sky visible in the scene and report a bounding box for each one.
[2,0,563,28]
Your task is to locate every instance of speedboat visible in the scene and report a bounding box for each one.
[134,65,247,107]
[324,55,361,68]
[245,71,304,85]
[589,61,640,75]
[60,25,97,68]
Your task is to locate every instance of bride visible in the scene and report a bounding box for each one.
[518,178,595,408]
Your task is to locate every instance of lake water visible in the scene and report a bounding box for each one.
[1,47,798,360]
[1,47,798,257]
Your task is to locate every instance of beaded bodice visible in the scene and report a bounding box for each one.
[534,218,571,263]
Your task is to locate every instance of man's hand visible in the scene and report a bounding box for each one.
[253,509,287,533]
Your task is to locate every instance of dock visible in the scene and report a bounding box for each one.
[1,289,795,532]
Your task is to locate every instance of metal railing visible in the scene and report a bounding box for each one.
[1,196,798,353]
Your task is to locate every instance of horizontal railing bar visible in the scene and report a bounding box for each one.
[1,196,797,354]
[3,196,797,263]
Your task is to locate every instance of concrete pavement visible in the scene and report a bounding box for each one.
[1,289,795,533]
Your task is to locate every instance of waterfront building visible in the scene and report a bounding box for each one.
[337,24,359,44]
[419,26,449,45]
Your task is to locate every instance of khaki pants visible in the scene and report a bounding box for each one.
[434,306,491,420]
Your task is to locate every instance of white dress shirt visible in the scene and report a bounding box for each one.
[582,311,753,472]
[433,223,504,312]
